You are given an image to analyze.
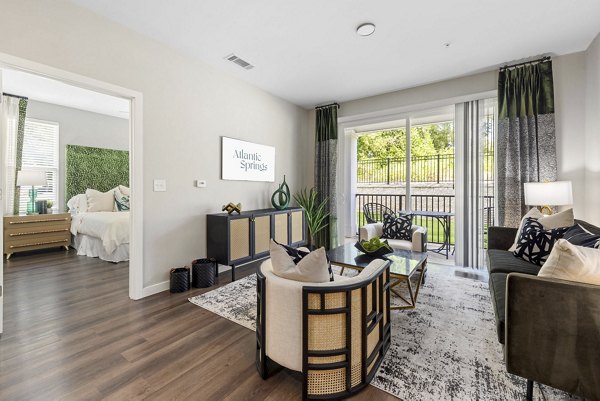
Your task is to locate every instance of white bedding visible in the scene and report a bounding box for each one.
[71,211,129,254]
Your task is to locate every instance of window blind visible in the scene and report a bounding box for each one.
[18,119,59,214]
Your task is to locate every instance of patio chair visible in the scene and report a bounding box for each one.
[363,203,395,224]
[361,203,428,253]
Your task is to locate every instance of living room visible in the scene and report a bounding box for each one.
[0,1,599,400]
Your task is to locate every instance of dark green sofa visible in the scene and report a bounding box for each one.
[487,220,600,401]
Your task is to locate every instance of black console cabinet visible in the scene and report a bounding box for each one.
[207,207,306,280]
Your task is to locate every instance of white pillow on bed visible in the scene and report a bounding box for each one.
[86,189,115,212]
[67,194,88,214]
[119,185,130,196]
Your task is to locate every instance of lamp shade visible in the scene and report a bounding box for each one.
[524,181,573,206]
[17,170,47,187]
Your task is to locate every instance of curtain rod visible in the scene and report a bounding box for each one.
[500,56,551,71]
[315,102,340,110]
[2,92,29,100]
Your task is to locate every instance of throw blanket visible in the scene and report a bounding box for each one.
[71,212,129,254]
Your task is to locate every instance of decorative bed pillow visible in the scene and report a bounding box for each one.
[67,194,88,214]
[114,187,130,211]
[538,239,600,285]
[513,218,569,266]
[85,189,115,212]
[508,207,573,251]
[563,223,600,249]
[269,240,330,283]
[118,185,131,196]
[382,213,412,241]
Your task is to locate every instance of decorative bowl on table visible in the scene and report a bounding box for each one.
[354,237,393,258]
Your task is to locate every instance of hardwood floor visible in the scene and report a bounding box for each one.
[0,249,398,401]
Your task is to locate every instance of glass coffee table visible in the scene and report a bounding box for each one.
[328,243,428,310]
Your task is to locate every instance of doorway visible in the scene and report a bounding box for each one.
[0,53,144,335]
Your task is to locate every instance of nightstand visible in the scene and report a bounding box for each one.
[3,213,72,259]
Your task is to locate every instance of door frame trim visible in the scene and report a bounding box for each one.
[0,51,144,300]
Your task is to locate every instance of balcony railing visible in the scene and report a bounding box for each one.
[355,193,495,245]
[357,152,494,184]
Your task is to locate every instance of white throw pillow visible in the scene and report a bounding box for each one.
[508,208,543,251]
[538,208,574,230]
[119,185,131,196]
[66,194,88,214]
[85,189,115,212]
[538,239,600,285]
[269,240,330,283]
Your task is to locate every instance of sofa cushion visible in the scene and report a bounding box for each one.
[513,218,569,266]
[563,224,600,248]
[489,272,508,344]
[487,249,542,275]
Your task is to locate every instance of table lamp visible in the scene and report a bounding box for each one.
[17,170,48,215]
[524,181,573,215]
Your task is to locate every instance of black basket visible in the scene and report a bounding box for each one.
[170,267,190,293]
[192,258,216,288]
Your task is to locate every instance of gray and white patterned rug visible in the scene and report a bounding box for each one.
[189,268,579,401]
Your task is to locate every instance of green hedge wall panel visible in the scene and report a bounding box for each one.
[65,145,129,207]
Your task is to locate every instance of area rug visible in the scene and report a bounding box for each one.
[189,269,580,401]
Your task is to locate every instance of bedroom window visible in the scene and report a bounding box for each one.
[18,119,59,214]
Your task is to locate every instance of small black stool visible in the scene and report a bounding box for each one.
[170,267,190,293]
[192,258,217,288]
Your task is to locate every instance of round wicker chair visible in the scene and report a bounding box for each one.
[256,257,391,400]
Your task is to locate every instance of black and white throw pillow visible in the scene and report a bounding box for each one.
[274,240,334,281]
[513,218,569,266]
[382,213,413,241]
[563,224,600,249]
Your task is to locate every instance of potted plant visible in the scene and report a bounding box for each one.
[293,188,329,249]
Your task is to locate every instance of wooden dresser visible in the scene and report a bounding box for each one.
[3,213,72,259]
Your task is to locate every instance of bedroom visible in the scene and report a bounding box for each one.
[1,68,132,292]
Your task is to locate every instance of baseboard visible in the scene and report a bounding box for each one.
[140,265,233,298]
[141,280,170,298]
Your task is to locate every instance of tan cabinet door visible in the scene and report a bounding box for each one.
[229,217,251,261]
[253,215,271,255]
[290,211,304,244]
[273,213,289,245]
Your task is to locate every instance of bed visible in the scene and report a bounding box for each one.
[67,186,130,263]
[71,211,129,263]
[65,145,130,263]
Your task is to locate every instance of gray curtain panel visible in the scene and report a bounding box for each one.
[13,98,28,215]
[497,60,556,228]
[314,104,338,249]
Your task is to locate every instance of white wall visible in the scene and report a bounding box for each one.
[26,100,129,208]
[553,52,587,219]
[585,33,600,225]
[0,0,308,290]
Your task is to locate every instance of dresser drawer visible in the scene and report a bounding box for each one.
[4,215,71,230]
[5,232,71,252]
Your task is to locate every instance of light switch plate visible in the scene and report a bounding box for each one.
[196,179,207,188]
[153,179,167,192]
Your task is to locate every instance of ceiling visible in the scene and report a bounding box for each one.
[69,0,600,108]
[2,69,130,119]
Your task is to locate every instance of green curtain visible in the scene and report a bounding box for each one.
[497,60,556,227]
[13,98,28,215]
[314,105,338,249]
